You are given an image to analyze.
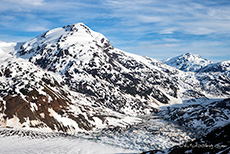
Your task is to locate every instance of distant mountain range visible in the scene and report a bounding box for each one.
[163,52,212,72]
[164,52,230,76]
[0,23,229,153]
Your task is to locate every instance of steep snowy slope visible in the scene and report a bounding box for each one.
[0,51,140,133]
[163,52,212,72]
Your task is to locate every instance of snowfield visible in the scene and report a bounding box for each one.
[0,130,139,154]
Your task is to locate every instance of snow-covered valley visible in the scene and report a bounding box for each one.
[0,128,139,154]
[0,109,194,154]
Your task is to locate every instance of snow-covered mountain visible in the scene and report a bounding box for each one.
[163,52,212,72]
[163,52,230,97]
[164,52,230,76]
[15,23,182,109]
[0,23,229,133]
[0,23,230,153]
[14,23,230,103]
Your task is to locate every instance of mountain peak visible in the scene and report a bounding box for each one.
[62,22,91,33]
[16,22,113,59]
[184,52,192,56]
[64,22,87,27]
[163,52,212,72]
[182,52,200,59]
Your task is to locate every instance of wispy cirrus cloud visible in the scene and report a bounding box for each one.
[159,28,178,34]
[0,0,45,12]
[26,26,48,32]
[4,0,45,6]
[103,0,230,36]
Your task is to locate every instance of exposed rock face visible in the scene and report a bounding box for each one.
[0,54,140,133]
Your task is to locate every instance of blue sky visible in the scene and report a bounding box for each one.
[0,0,230,62]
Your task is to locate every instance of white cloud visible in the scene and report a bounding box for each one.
[137,15,164,23]
[26,26,48,32]
[3,0,45,6]
[185,27,215,35]
[151,44,179,48]
[159,28,177,34]
[208,8,230,20]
